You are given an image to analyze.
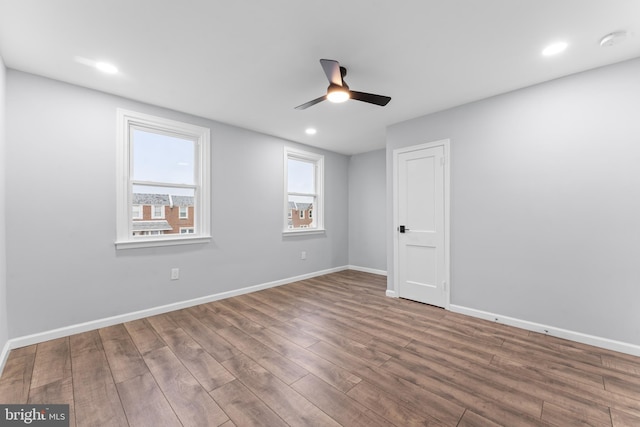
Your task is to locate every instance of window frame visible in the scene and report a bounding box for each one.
[179,205,189,219]
[283,147,324,235]
[116,109,211,249]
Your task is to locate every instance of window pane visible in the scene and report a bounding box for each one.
[287,195,315,229]
[132,128,195,184]
[132,185,195,236]
[287,159,314,194]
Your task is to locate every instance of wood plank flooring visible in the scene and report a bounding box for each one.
[1,270,639,426]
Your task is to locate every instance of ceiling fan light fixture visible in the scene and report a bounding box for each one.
[327,84,350,103]
[294,59,390,110]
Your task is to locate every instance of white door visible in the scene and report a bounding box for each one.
[395,142,448,308]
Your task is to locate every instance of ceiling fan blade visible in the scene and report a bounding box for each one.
[320,59,343,86]
[349,91,391,106]
[294,95,327,110]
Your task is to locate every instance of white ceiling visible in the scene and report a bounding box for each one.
[1,1,639,155]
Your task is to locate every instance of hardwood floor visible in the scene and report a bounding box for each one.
[1,270,639,426]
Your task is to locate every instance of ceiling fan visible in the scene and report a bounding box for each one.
[295,59,391,110]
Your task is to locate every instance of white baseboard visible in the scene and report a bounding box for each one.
[7,265,349,351]
[347,265,387,276]
[450,304,640,357]
[0,340,10,373]
[11,267,636,371]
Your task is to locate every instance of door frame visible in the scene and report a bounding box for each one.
[390,139,451,308]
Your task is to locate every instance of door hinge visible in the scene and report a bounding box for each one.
[443,280,447,291]
[440,156,445,166]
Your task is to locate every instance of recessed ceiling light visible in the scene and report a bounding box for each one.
[305,128,317,135]
[96,62,118,74]
[542,42,568,57]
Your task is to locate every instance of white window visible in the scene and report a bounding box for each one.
[180,227,195,234]
[152,205,165,219]
[116,109,211,249]
[284,147,324,234]
[179,206,188,219]
[132,205,143,219]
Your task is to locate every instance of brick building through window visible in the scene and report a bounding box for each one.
[288,202,313,229]
[132,193,194,236]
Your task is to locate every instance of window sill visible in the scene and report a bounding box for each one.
[115,235,211,250]
[282,228,326,237]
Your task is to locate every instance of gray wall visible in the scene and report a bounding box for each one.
[387,58,640,345]
[6,70,349,338]
[0,57,8,351]
[348,149,386,272]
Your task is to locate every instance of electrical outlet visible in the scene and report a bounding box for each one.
[301,251,307,260]
[171,268,179,280]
